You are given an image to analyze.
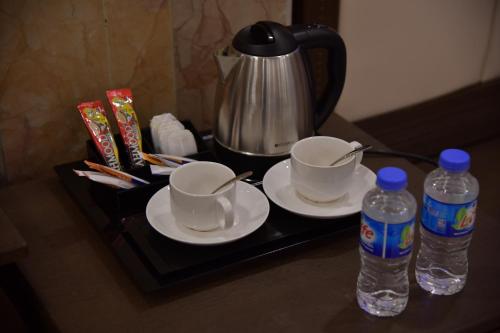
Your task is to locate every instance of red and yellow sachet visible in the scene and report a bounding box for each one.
[106,88,144,168]
[77,100,121,170]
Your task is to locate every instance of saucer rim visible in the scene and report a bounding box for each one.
[146,181,270,246]
[262,159,376,219]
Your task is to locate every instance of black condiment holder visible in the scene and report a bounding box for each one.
[86,121,208,216]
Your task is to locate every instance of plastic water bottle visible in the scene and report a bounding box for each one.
[415,149,479,295]
[357,167,417,317]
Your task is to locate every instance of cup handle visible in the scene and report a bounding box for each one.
[349,141,363,168]
[216,196,234,229]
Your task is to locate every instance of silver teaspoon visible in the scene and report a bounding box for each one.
[330,145,372,166]
[211,171,253,194]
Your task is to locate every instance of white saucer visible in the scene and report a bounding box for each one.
[263,159,376,219]
[146,181,270,245]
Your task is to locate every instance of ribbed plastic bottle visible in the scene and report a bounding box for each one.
[415,149,479,295]
[357,167,417,317]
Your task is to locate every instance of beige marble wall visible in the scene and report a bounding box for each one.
[0,0,291,183]
[172,0,292,130]
[0,0,176,182]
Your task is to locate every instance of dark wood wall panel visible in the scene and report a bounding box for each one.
[292,0,340,98]
[293,0,339,29]
[355,78,500,156]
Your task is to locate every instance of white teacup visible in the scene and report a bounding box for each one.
[290,136,363,202]
[169,161,236,231]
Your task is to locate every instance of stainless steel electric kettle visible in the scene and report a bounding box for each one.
[213,21,346,158]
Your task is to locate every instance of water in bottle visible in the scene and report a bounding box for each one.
[357,167,417,317]
[416,149,479,295]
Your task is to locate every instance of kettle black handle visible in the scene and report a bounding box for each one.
[290,24,346,130]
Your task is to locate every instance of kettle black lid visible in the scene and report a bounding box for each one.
[232,21,297,56]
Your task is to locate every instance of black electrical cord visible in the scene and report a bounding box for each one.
[365,148,438,167]
[202,134,438,167]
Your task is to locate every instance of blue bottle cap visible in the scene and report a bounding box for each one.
[376,167,407,191]
[439,149,470,172]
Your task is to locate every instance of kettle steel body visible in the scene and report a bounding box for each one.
[214,21,346,157]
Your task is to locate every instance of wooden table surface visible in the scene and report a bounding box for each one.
[1,114,499,332]
[0,207,27,266]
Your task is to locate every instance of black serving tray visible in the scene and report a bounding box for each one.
[54,122,361,292]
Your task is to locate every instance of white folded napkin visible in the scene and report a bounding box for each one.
[149,165,176,176]
[73,170,136,189]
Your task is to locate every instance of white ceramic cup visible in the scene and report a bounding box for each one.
[169,161,236,231]
[290,136,363,202]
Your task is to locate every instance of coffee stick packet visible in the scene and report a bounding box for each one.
[77,101,121,170]
[106,88,145,168]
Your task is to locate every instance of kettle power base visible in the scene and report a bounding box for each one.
[213,139,291,180]
[54,139,360,293]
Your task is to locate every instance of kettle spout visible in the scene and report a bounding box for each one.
[214,46,241,81]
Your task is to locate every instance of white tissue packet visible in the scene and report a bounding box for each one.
[151,113,181,152]
[150,113,197,156]
[164,129,197,156]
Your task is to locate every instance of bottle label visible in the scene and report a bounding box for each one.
[421,194,477,237]
[360,213,415,258]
